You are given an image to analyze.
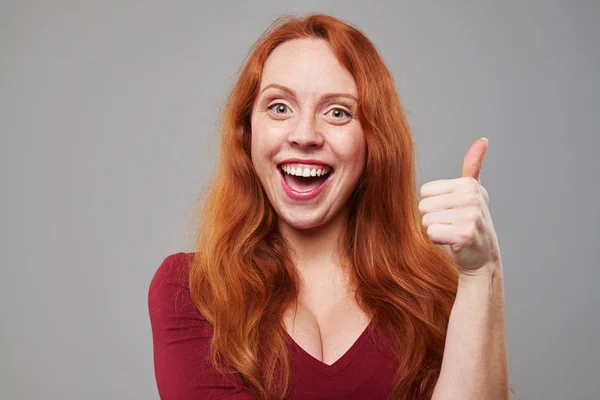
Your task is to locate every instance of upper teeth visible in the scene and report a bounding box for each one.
[281,165,332,177]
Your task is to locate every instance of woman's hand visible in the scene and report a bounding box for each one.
[418,138,501,277]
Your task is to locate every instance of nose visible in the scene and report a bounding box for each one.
[287,114,324,148]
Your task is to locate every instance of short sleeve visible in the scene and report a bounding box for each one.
[148,252,255,399]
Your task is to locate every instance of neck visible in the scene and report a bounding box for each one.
[278,207,350,275]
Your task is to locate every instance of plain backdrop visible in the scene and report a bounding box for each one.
[4,1,599,399]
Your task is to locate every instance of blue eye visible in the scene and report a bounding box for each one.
[268,103,291,115]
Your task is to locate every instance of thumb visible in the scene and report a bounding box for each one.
[461,137,489,183]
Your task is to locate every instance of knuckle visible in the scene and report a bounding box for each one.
[418,200,426,215]
[468,209,480,222]
[468,193,481,207]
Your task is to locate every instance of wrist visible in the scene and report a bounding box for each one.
[458,261,502,285]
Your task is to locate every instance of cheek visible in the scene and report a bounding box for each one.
[249,129,260,161]
[336,129,367,165]
[252,122,282,156]
[250,132,271,187]
[250,125,281,173]
[250,117,266,159]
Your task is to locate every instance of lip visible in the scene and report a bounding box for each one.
[278,158,333,171]
[278,166,333,201]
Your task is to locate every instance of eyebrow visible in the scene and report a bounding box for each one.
[259,83,358,103]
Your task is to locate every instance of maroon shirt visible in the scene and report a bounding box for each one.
[148,252,397,399]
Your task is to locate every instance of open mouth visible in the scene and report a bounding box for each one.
[279,166,331,191]
[277,164,334,200]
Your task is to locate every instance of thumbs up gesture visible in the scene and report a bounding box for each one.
[419,138,501,277]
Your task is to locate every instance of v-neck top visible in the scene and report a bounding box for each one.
[148,252,398,399]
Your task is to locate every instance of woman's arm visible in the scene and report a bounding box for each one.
[148,253,256,399]
[431,261,509,400]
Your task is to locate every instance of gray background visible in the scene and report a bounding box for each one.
[4,1,599,399]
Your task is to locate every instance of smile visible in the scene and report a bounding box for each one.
[278,164,334,201]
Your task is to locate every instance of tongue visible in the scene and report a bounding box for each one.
[285,174,328,192]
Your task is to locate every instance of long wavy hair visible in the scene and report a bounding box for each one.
[186,13,513,400]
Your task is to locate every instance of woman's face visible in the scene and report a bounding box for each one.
[250,38,366,232]
[251,39,366,229]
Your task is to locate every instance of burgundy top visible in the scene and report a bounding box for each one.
[148,252,398,399]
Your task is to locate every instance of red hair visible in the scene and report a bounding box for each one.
[187,13,462,399]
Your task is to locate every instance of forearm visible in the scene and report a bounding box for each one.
[431,262,509,400]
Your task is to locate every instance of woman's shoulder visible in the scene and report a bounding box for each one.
[150,252,195,289]
[147,252,201,318]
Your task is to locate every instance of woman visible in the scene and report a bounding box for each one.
[148,13,514,400]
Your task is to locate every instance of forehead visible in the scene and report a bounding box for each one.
[259,38,358,98]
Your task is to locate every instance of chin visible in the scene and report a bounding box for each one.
[278,213,328,232]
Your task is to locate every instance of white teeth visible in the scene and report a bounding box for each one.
[281,165,331,177]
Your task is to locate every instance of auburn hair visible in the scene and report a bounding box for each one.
[186,13,515,400]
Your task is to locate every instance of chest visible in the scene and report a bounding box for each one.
[282,289,372,366]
